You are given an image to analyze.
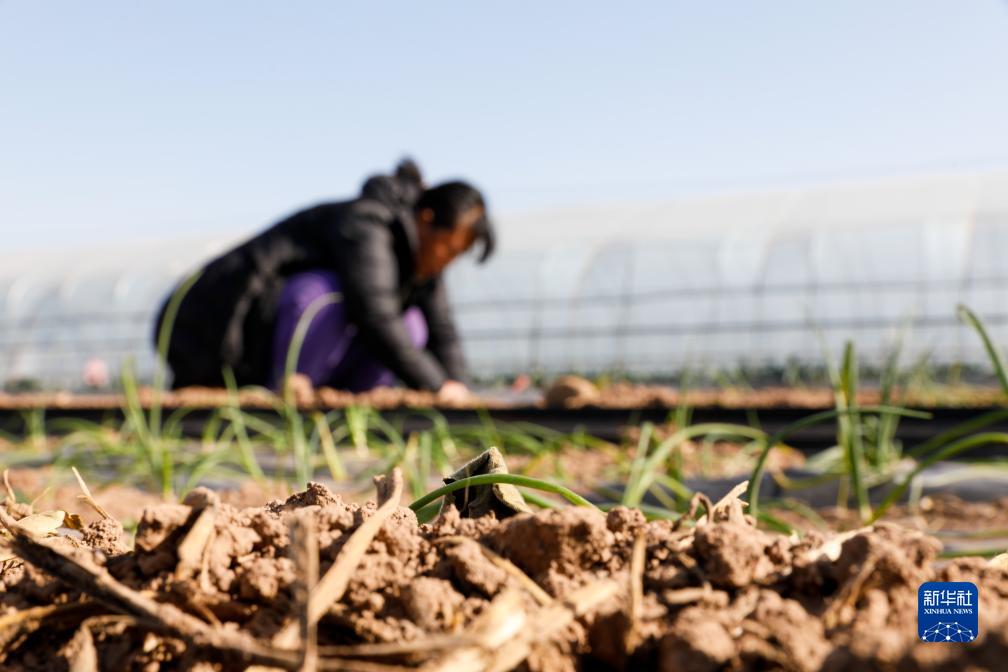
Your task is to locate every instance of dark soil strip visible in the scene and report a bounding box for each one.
[7,405,1008,454]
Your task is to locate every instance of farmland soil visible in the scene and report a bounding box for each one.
[2,380,1005,412]
[1,477,1007,670]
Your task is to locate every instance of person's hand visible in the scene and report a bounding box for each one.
[437,380,470,404]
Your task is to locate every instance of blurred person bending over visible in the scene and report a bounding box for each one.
[154,160,492,402]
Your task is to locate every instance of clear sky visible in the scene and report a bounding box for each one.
[3,1,1008,250]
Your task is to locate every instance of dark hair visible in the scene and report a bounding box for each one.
[394,158,424,205]
[395,158,424,190]
[416,181,495,263]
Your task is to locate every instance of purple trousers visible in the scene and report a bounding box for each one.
[271,271,427,391]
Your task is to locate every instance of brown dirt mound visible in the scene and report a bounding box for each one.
[1,474,1006,671]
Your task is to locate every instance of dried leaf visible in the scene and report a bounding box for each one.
[442,447,531,519]
[2,470,16,504]
[174,506,216,580]
[67,625,98,672]
[14,511,66,538]
[71,467,112,521]
[63,513,85,531]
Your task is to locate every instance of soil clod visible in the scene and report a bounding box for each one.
[0,472,1006,670]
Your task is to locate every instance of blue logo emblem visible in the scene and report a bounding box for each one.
[918,582,978,643]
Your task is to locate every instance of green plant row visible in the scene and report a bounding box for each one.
[4,304,1008,547]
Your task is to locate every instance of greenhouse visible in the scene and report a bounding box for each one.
[5,170,1008,388]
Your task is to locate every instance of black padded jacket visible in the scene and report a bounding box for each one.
[155,172,466,390]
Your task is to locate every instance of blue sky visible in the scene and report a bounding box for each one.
[3,1,1008,250]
